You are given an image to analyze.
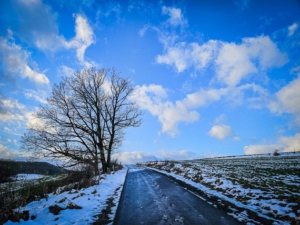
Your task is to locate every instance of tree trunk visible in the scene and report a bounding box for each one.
[107,149,111,168]
[94,156,99,176]
[100,155,107,173]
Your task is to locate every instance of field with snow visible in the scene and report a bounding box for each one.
[3,168,127,225]
[142,153,300,224]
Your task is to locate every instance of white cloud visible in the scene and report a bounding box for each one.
[0,96,26,122]
[216,42,257,86]
[112,151,158,164]
[208,125,233,139]
[0,95,47,135]
[58,65,75,77]
[138,24,150,37]
[156,40,217,73]
[288,23,298,36]
[244,144,279,155]
[6,0,65,53]
[157,149,197,160]
[156,42,188,72]
[0,141,33,160]
[0,143,13,158]
[3,0,95,67]
[279,133,300,152]
[131,83,266,136]
[233,136,241,141]
[182,87,228,108]
[216,36,288,86]
[113,149,197,164]
[268,74,300,126]
[213,114,227,124]
[0,36,49,85]
[156,35,288,86]
[65,14,95,67]
[130,84,199,136]
[162,6,187,28]
[244,133,300,155]
[23,89,47,104]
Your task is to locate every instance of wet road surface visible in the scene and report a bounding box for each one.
[113,165,240,225]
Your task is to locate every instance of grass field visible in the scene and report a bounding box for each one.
[143,153,300,224]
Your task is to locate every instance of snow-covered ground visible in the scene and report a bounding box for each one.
[142,153,300,224]
[5,167,128,225]
[11,174,46,181]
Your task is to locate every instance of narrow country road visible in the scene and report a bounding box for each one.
[113,165,241,225]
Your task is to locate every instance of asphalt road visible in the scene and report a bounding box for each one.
[113,165,241,225]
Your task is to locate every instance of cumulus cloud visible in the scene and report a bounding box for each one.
[162,6,187,28]
[0,36,49,85]
[156,40,218,72]
[208,125,233,139]
[130,84,199,136]
[216,36,288,86]
[268,74,300,126]
[156,35,288,86]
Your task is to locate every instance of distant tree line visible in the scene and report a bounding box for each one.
[0,160,64,183]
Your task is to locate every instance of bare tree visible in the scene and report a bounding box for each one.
[103,71,142,168]
[22,68,142,174]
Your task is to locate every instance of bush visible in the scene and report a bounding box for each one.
[273,149,280,156]
[0,160,20,183]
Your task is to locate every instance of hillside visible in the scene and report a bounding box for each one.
[0,160,65,182]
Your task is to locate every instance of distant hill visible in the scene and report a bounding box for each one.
[0,159,65,182]
[15,161,65,175]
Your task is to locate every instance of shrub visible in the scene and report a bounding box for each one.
[273,149,280,156]
[0,160,20,183]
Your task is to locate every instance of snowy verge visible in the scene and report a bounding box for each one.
[5,167,128,225]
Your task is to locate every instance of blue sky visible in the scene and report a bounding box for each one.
[0,0,300,163]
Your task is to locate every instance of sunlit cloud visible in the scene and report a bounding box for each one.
[0,36,49,85]
[268,72,300,126]
[208,125,233,140]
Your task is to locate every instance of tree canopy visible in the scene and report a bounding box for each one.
[22,68,142,174]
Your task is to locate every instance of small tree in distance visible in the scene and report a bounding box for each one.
[22,68,142,174]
